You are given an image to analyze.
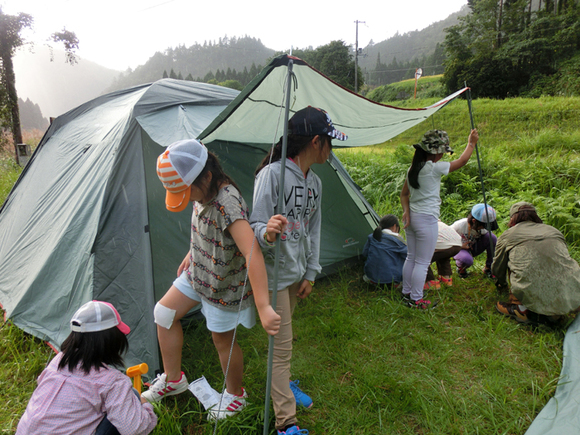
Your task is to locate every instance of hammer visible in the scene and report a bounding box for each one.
[126,363,149,394]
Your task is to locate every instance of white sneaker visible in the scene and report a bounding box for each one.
[207,388,248,420]
[141,372,189,403]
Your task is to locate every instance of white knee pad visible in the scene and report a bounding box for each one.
[154,303,176,330]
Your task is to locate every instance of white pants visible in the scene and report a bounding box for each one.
[402,212,438,301]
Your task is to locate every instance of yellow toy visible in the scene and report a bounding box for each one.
[126,363,148,394]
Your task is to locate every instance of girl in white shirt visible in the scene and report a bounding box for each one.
[400,129,478,308]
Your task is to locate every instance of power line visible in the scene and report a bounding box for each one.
[137,0,178,13]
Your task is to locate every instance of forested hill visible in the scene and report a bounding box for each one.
[109,14,469,94]
[107,36,275,92]
[359,6,469,71]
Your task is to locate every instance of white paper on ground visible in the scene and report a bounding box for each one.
[188,376,221,410]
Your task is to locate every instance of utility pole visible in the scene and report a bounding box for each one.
[354,20,365,93]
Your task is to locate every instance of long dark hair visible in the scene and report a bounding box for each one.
[58,327,128,374]
[255,134,320,175]
[509,208,543,227]
[408,148,430,189]
[194,151,240,200]
[373,214,400,241]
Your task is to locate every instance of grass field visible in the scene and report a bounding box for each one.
[1,94,579,434]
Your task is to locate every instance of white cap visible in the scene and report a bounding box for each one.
[70,301,130,335]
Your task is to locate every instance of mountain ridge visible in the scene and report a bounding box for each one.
[15,9,466,127]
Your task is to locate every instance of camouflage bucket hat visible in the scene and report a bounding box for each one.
[413,130,454,154]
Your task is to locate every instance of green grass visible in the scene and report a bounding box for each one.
[0,157,21,206]
[366,75,446,104]
[2,95,580,434]
[0,322,54,432]
[0,272,567,434]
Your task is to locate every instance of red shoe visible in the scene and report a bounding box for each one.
[439,276,453,287]
[483,267,496,279]
[423,280,441,290]
[407,298,438,309]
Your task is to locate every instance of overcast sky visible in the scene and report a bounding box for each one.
[3,0,467,71]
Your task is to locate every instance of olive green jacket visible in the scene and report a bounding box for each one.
[491,221,580,315]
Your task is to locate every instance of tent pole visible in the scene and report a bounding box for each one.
[263,58,294,435]
[465,84,495,258]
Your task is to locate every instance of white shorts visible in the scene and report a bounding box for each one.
[173,271,256,333]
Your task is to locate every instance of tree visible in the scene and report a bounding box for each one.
[218,79,243,91]
[18,97,48,130]
[215,68,225,82]
[442,0,580,97]
[0,9,33,157]
[0,7,78,162]
[276,40,364,92]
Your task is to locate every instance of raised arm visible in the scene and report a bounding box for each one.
[448,129,478,173]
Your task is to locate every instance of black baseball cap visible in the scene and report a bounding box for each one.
[288,106,347,141]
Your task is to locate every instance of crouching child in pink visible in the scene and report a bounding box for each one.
[16,301,157,435]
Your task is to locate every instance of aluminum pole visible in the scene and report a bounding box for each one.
[465,84,496,256]
[263,58,294,435]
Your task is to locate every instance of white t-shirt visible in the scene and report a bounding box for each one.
[451,217,488,243]
[408,160,450,218]
[436,221,462,250]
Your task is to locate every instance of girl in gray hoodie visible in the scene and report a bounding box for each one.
[250,107,347,435]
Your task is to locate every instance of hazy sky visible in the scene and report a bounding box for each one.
[3,0,467,71]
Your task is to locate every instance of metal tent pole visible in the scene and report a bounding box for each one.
[465,84,496,256]
[263,58,294,435]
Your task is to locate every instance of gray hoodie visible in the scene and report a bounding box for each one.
[250,158,322,291]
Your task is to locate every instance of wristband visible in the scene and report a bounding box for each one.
[308,280,315,287]
[263,232,275,246]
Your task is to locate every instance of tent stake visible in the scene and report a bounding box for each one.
[263,58,294,435]
[465,84,495,256]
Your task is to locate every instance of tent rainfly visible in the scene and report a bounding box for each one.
[0,57,467,375]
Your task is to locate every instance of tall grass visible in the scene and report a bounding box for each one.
[0,323,54,432]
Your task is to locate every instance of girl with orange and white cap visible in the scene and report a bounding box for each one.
[142,139,280,422]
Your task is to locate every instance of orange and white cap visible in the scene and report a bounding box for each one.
[156,139,208,212]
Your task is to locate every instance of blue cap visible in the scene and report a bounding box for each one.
[472,203,497,223]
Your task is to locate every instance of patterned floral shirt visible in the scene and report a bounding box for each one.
[187,185,254,311]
